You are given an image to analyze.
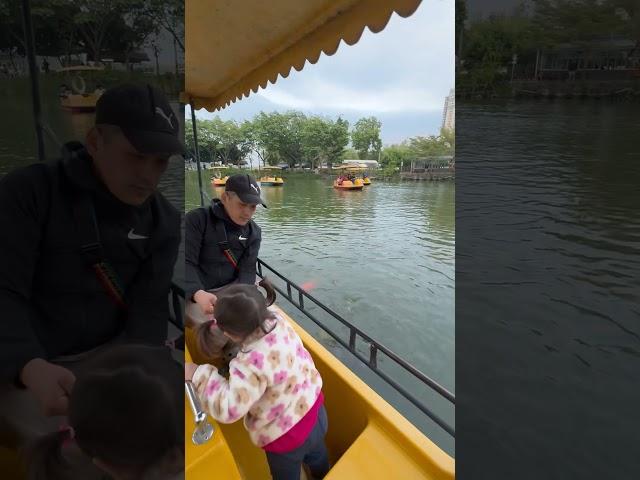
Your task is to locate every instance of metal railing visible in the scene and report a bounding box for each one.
[169,282,185,331]
[256,258,455,438]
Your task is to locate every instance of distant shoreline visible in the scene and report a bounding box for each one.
[457,79,640,101]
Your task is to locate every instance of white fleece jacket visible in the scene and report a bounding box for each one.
[192,310,323,447]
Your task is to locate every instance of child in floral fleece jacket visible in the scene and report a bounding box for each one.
[185,284,330,480]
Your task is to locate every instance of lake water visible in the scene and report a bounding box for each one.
[456,100,640,477]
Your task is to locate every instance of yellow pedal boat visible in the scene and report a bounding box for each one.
[259,176,284,186]
[333,179,364,190]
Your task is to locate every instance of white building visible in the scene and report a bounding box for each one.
[342,159,379,168]
[442,88,454,131]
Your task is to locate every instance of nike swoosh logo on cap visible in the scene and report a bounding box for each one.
[128,228,148,240]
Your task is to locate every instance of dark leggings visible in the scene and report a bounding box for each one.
[265,405,330,480]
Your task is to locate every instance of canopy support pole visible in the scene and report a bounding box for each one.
[189,101,205,207]
[21,0,45,162]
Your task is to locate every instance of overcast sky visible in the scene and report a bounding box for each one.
[186,0,454,146]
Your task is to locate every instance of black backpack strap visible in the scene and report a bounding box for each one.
[204,205,249,271]
[214,214,239,269]
[71,191,127,310]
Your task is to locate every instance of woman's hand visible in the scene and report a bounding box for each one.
[185,362,199,382]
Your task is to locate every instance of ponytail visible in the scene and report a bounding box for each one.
[194,319,229,361]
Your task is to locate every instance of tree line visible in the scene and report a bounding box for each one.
[0,0,183,71]
[457,0,639,91]
[185,110,454,173]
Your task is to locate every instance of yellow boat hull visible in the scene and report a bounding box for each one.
[259,176,284,186]
[334,179,364,190]
[185,305,454,479]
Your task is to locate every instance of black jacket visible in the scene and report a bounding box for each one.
[0,143,181,381]
[184,199,261,300]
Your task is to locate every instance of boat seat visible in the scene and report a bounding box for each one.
[325,422,447,480]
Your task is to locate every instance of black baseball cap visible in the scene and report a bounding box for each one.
[225,174,267,208]
[95,83,184,156]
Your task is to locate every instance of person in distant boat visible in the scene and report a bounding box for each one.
[0,84,183,452]
[184,173,266,321]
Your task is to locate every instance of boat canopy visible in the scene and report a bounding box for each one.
[184,0,422,111]
[335,164,368,170]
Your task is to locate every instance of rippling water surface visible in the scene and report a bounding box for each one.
[457,100,640,477]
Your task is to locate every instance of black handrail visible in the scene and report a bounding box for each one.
[256,258,455,438]
[169,282,185,331]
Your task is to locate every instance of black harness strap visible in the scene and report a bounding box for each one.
[202,206,249,272]
[72,192,127,310]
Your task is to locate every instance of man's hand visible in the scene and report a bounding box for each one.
[185,362,199,382]
[193,290,217,320]
[19,358,76,416]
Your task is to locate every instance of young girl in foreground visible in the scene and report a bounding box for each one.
[27,344,184,480]
[185,284,330,480]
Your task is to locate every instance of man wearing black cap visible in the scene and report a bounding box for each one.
[185,174,266,320]
[0,84,182,438]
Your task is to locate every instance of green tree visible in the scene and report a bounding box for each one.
[106,6,159,71]
[408,134,453,157]
[246,113,279,167]
[440,127,455,155]
[341,147,359,160]
[140,0,184,52]
[456,0,468,56]
[300,116,349,170]
[531,0,624,45]
[351,116,382,160]
[606,1,640,55]
[247,111,306,168]
[460,12,536,90]
[380,144,413,174]
[325,117,350,169]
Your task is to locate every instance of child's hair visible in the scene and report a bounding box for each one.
[215,284,277,338]
[194,280,277,359]
[26,344,184,480]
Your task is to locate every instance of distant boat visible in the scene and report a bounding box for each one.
[57,66,106,113]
